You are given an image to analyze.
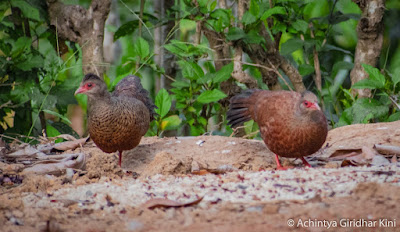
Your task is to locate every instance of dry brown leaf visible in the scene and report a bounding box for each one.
[6,145,47,158]
[22,153,86,176]
[391,155,398,163]
[341,159,357,167]
[328,150,361,160]
[52,137,89,151]
[141,197,203,209]
[371,155,391,166]
[338,146,391,167]
[361,146,377,159]
[192,169,211,175]
[374,144,400,155]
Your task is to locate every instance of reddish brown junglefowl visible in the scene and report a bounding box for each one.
[227,89,328,170]
[75,73,156,167]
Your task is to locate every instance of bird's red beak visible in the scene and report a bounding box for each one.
[310,103,321,110]
[74,86,86,95]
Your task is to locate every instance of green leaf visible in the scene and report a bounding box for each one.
[242,11,257,25]
[292,19,308,33]
[11,37,32,59]
[249,0,260,16]
[198,116,207,126]
[155,89,172,118]
[16,54,44,71]
[51,121,80,139]
[210,9,231,31]
[332,61,354,74]
[180,19,197,32]
[362,63,385,88]
[280,38,303,55]
[161,115,182,131]
[208,0,217,11]
[243,30,265,44]
[114,20,139,41]
[11,0,41,21]
[197,89,227,103]
[353,64,385,89]
[213,62,234,83]
[42,109,72,125]
[227,27,246,41]
[329,11,360,25]
[244,120,259,138]
[46,124,61,140]
[391,67,400,88]
[299,64,314,76]
[337,108,353,127]
[352,79,378,89]
[171,80,190,88]
[178,60,204,80]
[134,37,150,58]
[321,44,352,55]
[261,6,286,20]
[351,98,389,123]
[164,41,189,55]
[387,112,400,122]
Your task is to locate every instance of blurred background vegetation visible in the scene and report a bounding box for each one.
[0,0,399,143]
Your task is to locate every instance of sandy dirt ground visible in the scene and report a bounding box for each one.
[1,121,400,232]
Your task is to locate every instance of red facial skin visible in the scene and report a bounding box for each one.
[303,100,320,110]
[74,82,96,95]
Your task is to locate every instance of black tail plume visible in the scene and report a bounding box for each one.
[227,89,259,128]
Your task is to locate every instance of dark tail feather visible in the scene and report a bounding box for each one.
[227,89,259,128]
[112,75,158,121]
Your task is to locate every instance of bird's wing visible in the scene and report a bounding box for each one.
[112,75,158,121]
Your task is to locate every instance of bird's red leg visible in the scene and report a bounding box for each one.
[274,154,289,171]
[300,157,312,168]
[118,151,122,167]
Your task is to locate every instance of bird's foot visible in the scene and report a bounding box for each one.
[274,154,294,171]
[300,157,312,168]
[276,165,294,171]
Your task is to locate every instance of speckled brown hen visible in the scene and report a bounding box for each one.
[75,73,156,167]
[227,89,328,170]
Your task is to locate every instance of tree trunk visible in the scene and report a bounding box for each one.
[350,0,385,98]
[154,0,177,92]
[47,0,112,78]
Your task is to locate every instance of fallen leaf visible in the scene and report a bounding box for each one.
[329,149,361,160]
[371,155,391,166]
[361,146,377,159]
[52,137,89,152]
[341,159,357,167]
[6,145,47,158]
[22,153,86,176]
[374,144,400,155]
[192,169,211,175]
[141,197,203,209]
[391,155,398,163]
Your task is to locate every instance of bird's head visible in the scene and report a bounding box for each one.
[75,73,108,99]
[299,91,321,113]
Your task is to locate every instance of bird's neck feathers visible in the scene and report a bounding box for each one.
[87,86,112,104]
[295,104,323,125]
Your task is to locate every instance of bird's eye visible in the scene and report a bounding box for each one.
[87,83,93,88]
[303,101,309,106]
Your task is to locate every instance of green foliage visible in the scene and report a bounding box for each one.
[337,64,398,126]
[352,64,385,89]
[2,0,400,141]
[147,89,181,136]
[169,60,233,136]
[0,1,82,142]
